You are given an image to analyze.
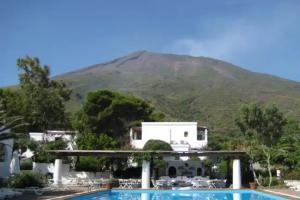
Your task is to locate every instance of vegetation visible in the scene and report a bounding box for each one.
[235,104,287,187]
[142,140,173,179]
[20,159,33,170]
[0,56,72,133]
[16,57,72,132]
[58,51,300,134]
[1,54,300,188]
[7,171,46,188]
[73,90,163,142]
[75,133,119,171]
[33,138,68,163]
[143,139,173,151]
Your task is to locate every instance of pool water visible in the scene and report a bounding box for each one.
[68,189,287,200]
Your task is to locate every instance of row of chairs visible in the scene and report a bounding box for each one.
[284,180,300,191]
[119,179,141,188]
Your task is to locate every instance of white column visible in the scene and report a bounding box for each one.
[53,159,62,185]
[141,160,150,189]
[232,158,241,189]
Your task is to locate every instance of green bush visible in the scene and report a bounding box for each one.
[7,172,46,188]
[20,159,33,170]
[33,138,68,163]
[283,170,300,180]
[261,176,284,187]
[75,156,98,172]
[143,139,172,151]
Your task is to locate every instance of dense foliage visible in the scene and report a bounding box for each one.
[143,139,173,151]
[16,57,72,131]
[73,90,163,141]
[33,138,68,163]
[0,56,72,133]
[143,140,173,178]
[235,104,287,187]
[7,172,46,188]
[75,133,119,171]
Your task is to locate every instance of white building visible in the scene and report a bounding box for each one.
[29,130,76,151]
[130,122,208,151]
[129,122,208,177]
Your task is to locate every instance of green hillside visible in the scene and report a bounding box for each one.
[56,51,300,133]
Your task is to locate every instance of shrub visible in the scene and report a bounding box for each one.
[75,156,98,172]
[20,159,33,170]
[143,139,172,151]
[261,176,285,187]
[283,170,300,180]
[7,172,46,188]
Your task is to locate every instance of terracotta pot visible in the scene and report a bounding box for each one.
[105,183,113,189]
[249,182,257,189]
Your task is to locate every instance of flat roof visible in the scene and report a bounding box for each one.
[47,150,246,158]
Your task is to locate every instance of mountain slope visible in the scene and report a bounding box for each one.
[57,51,300,133]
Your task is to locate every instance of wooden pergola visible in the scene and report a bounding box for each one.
[47,150,247,189]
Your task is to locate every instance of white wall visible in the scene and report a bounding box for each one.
[32,162,110,182]
[166,160,205,177]
[29,132,44,141]
[0,138,14,178]
[130,122,207,150]
[33,162,70,175]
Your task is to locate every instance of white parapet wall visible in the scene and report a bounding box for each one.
[32,162,110,183]
[33,162,70,175]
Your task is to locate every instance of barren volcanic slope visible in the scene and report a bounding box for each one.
[57,51,300,133]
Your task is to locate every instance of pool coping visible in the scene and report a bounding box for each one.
[262,189,300,200]
[61,188,290,200]
[45,188,109,200]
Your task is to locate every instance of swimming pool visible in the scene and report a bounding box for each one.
[68,189,288,200]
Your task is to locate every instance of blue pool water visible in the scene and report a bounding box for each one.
[68,189,287,200]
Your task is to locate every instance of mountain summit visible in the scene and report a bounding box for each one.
[58,51,300,132]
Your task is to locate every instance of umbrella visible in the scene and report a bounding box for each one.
[10,150,20,174]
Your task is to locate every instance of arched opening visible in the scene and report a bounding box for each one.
[168,166,177,177]
[197,167,202,176]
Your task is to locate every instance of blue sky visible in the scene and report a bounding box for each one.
[0,0,299,86]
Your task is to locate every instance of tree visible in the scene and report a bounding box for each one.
[235,104,287,187]
[17,56,72,131]
[73,90,163,142]
[143,139,173,179]
[273,120,300,171]
[76,133,119,171]
[33,138,68,163]
[0,89,26,133]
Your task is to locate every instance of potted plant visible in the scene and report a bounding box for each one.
[105,178,115,189]
[249,181,257,189]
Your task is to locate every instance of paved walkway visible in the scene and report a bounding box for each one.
[13,187,104,200]
[263,188,300,199]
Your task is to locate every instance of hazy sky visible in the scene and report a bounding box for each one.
[1,0,300,86]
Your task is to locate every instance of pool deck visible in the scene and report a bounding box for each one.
[13,187,106,200]
[13,187,300,200]
[263,188,300,200]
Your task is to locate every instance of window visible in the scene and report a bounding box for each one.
[132,130,142,140]
[184,131,188,137]
[197,129,205,140]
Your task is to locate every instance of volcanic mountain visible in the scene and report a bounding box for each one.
[57,51,300,133]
